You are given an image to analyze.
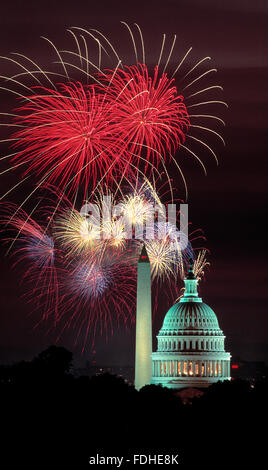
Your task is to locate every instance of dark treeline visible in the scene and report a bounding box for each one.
[0,346,266,469]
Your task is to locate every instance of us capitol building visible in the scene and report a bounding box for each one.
[135,247,231,390]
[151,262,231,389]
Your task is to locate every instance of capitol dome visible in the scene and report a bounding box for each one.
[162,302,220,331]
[151,262,231,389]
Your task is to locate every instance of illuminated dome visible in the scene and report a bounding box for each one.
[151,262,231,389]
[162,302,220,331]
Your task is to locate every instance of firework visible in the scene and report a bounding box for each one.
[101,64,189,172]
[12,82,123,197]
[178,249,210,283]
[120,193,153,227]
[144,222,193,281]
[0,180,209,350]
[69,260,111,299]
[54,206,101,257]
[53,189,129,257]
[0,23,227,205]
[0,23,222,349]
[57,250,137,351]
[1,203,54,266]
[193,249,210,280]
[0,203,59,319]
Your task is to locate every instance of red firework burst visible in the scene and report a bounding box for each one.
[12,82,122,197]
[102,64,190,172]
[11,67,189,195]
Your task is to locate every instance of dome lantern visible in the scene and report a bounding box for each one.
[181,259,202,303]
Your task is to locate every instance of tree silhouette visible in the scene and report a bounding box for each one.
[33,345,73,377]
[0,347,266,468]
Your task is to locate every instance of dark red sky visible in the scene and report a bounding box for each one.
[0,0,267,367]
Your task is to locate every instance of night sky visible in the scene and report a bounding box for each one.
[0,0,267,368]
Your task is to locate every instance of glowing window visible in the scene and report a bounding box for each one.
[161,362,163,376]
[195,363,199,375]
[219,363,222,375]
[169,361,172,375]
[215,362,218,376]
[183,361,188,375]
[164,362,167,375]
[201,363,205,376]
[177,362,181,375]
[189,361,193,376]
